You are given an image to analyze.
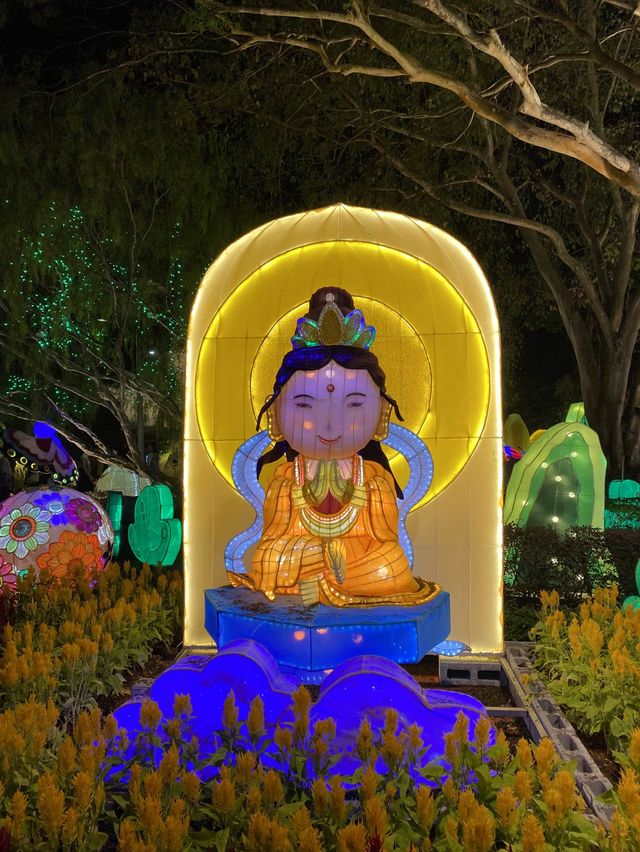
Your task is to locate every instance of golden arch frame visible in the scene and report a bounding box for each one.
[184,204,503,651]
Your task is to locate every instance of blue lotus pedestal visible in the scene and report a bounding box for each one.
[204,586,451,684]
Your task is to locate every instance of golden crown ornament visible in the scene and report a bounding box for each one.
[291,300,376,350]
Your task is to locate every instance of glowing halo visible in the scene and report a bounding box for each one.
[185,204,503,653]
[195,241,489,507]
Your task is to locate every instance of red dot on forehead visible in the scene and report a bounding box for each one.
[327,383,335,393]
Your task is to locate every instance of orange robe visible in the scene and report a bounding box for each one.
[247,457,420,600]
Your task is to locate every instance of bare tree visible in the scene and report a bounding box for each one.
[204,0,640,477]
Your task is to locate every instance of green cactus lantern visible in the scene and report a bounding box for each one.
[623,560,640,610]
[504,421,606,532]
[504,413,530,453]
[128,484,181,566]
[106,492,123,559]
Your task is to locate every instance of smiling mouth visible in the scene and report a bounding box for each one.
[318,435,342,444]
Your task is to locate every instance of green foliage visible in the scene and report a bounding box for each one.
[0,561,182,720]
[532,587,640,753]
[504,523,618,606]
[0,684,600,851]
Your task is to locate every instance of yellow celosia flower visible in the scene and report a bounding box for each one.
[262,769,284,808]
[337,822,366,852]
[495,786,518,833]
[416,786,435,832]
[553,769,577,810]
[291,804,312,837]
[181,771,201,803]
[630,729,640,767]
[103,713,118,741]
[222,690,239,729]
[514,769,533,802]
[520,813,545,852]
[275,725,294,751]
[356,717,374,762]
[165,798,189,852]
[248,695,265,740]
[312,778,331,816]
[212,777,236,813]
[8,791,27,838]
[166,718,181,739]
[360,765,379,801]
[473,715,492,754]
[292,685,312,718]
[159,742,181,785]
[442,815,459,842]
[491,730,511,767]
[246,785,262,814]
[457,789,478,823]
[36,772,65,841]
[381,728,404,770]
[236,751,256,785]
[144,769,164,801]
[463,805,495,852]
[442,777,458,805]
[534,738,557,776]
[543,787,564,827]
[452,711,469,746]
[618,767,640,817]
[298,826,324,852]
[73,770,93,811]
[364,794,387,839]
[139,698,162,730]
[245,811,271,850]
[61,806,79,844]
[331,777,346,823]
[173,693,192,718]
[515,738,533,770]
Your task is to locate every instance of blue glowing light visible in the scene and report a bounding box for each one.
[224,431,271,573]
[205,587,450,682]
[110,640,493,783]
[429,639,471,657]
[385,423,433,566]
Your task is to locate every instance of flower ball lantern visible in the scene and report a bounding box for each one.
[0,487,114,586]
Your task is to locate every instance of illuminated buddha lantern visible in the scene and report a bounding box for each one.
[228,288,439,607]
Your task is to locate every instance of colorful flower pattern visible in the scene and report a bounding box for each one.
[0,556,17,595]
[0,502,50,559]
[34,492,68,525]
[66,498,101,534]
[36,531,104,579]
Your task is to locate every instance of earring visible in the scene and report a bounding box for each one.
[373,403,392,441]
[266,407,283,442]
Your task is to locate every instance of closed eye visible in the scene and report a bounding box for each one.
[295,402,313,409]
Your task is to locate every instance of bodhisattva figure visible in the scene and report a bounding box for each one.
[228,287,439,607]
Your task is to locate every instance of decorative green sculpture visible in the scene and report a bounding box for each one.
[623,560,640,610]
[504,422,606,532]
[565,402,588,425]
[504,413,530,453]
[609,480,640,500]
[106,492,123,560]
[128,484,181,567]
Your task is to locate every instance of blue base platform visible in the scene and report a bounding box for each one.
[204,586,451,683]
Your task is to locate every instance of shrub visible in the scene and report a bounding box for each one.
[0,561,182,720]
[0,690,600,851]
[532,586,640,752]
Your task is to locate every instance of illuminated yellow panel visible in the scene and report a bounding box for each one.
[195,242,490,510]
[184,204,502,653]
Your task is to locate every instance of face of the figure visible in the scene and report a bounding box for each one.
[275,360,383,460]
